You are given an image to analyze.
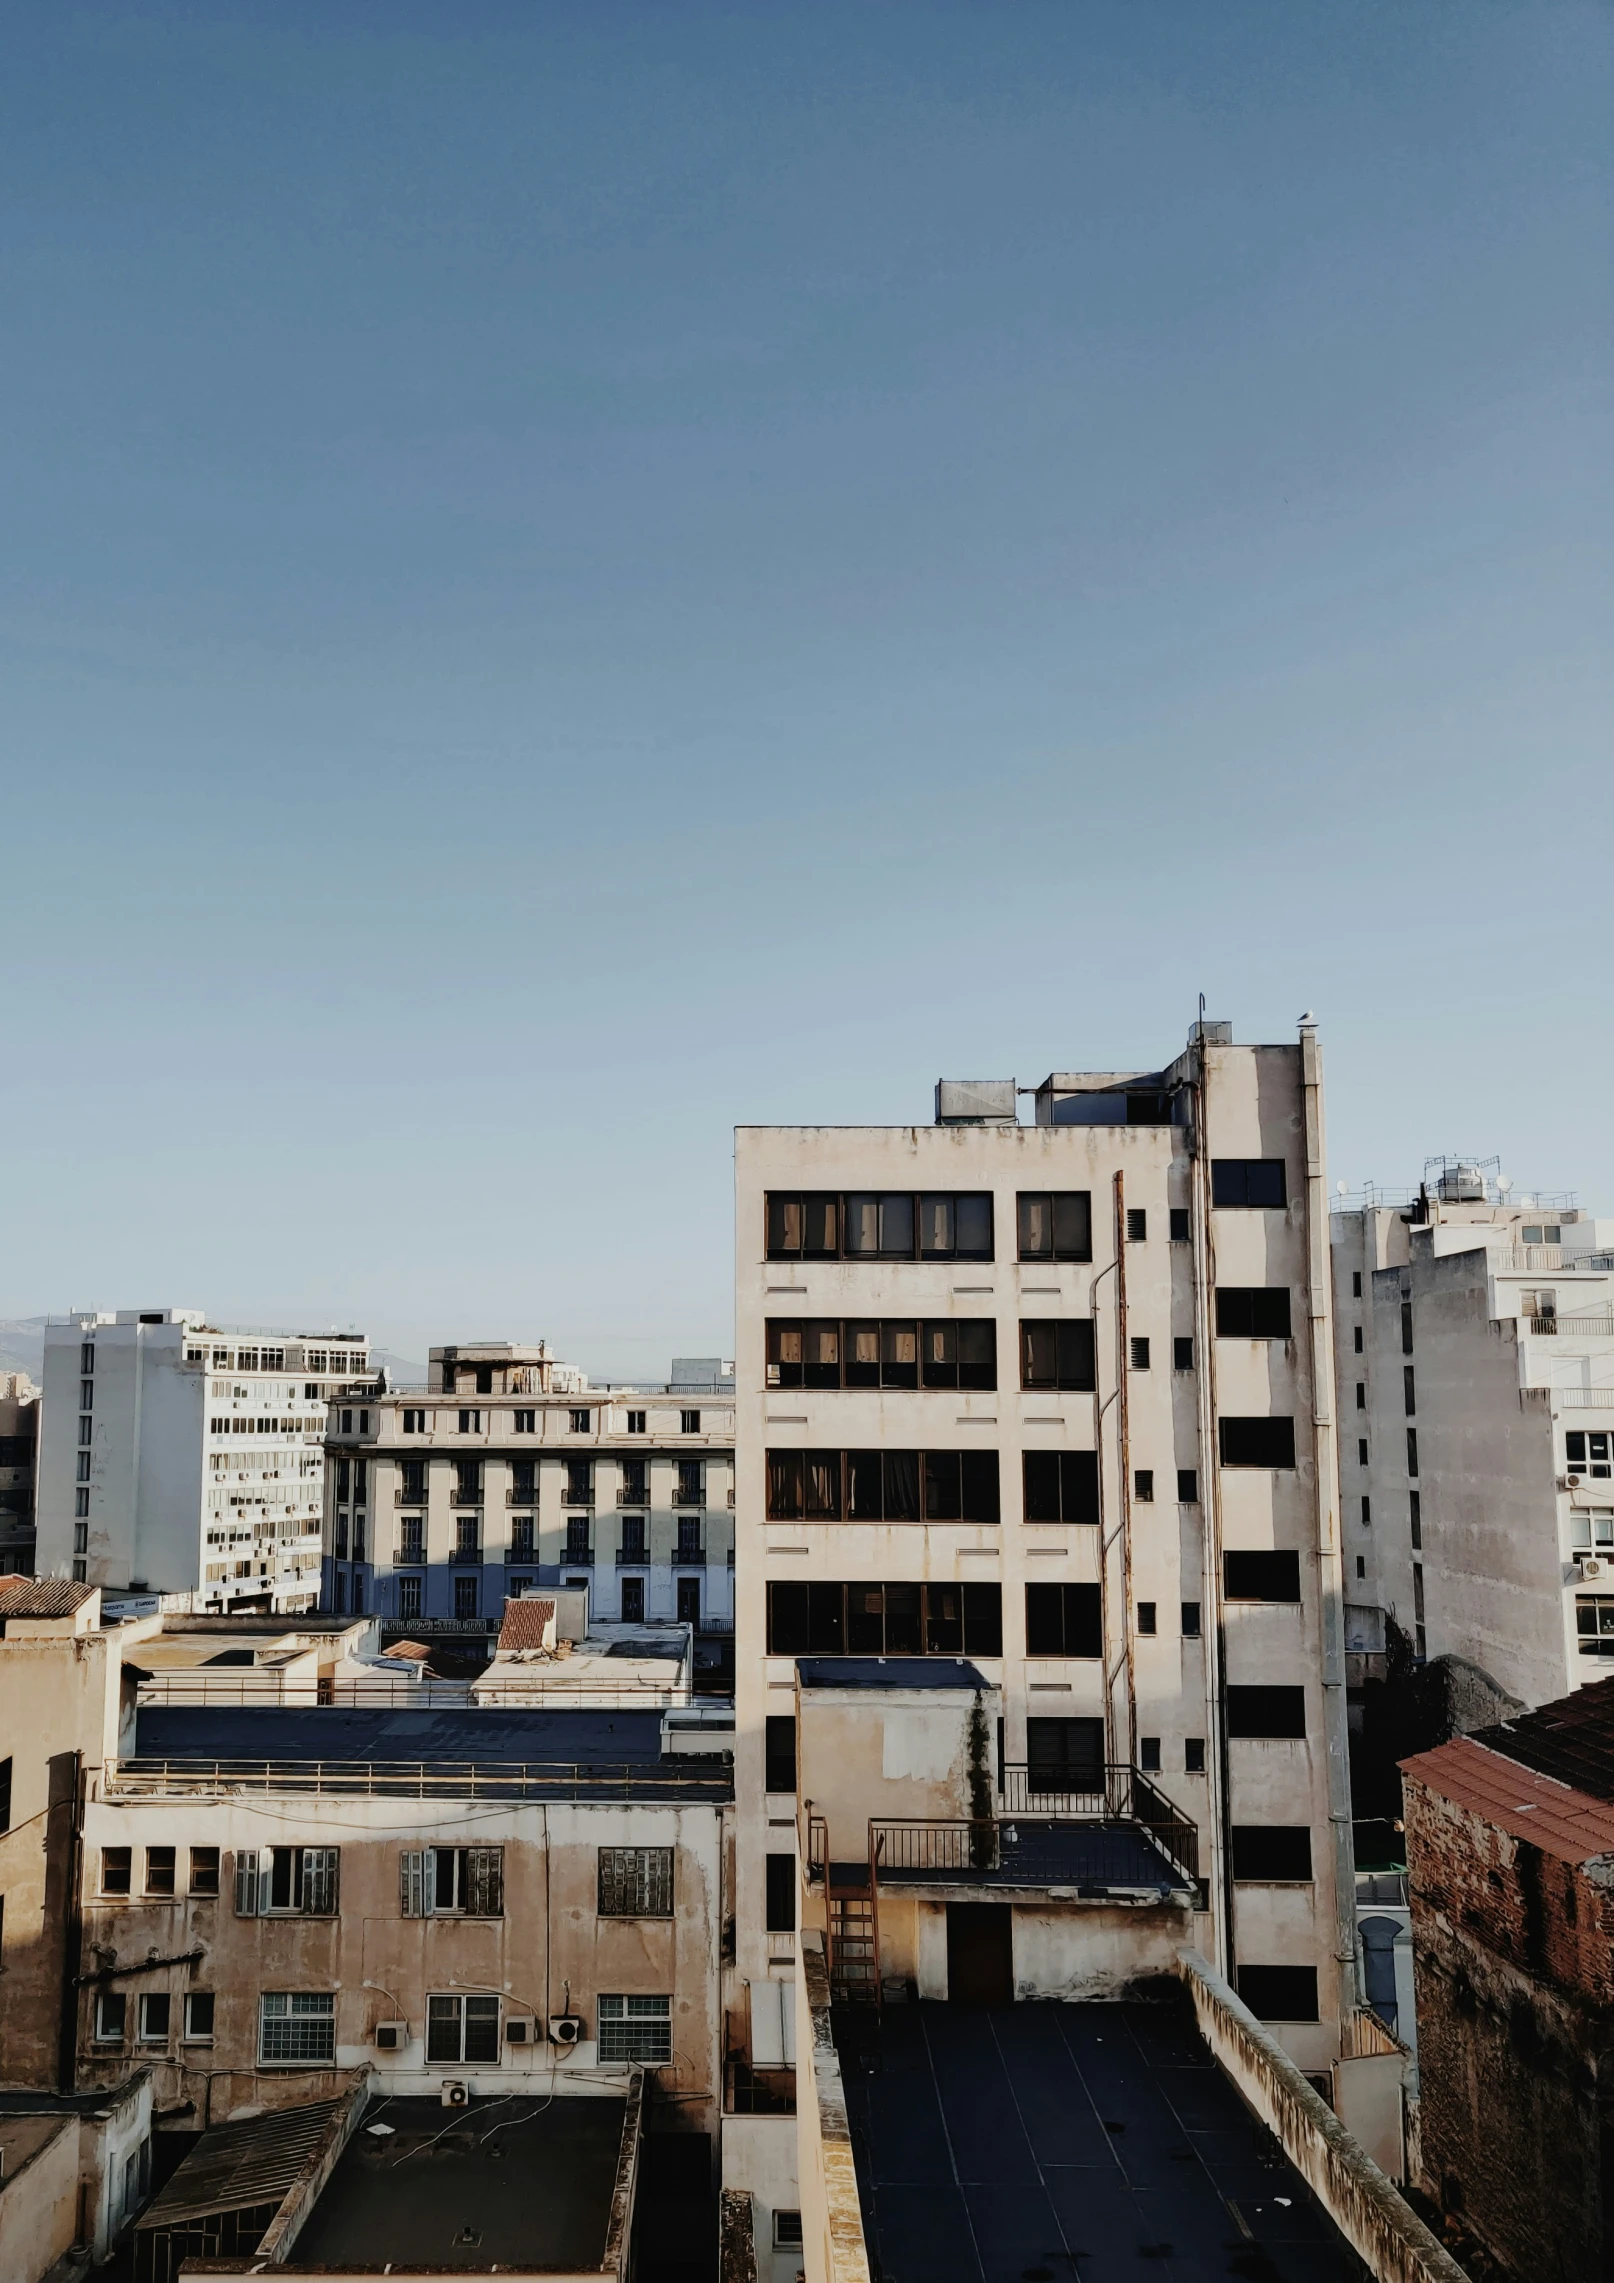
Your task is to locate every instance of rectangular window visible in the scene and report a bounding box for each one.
[1173,1336,1194,1371]
[1126,1208,1147,1242]
[1412,1563,1425,1622]
[1177,1469,1199,1503]
[458,1408,481,1435]
[511,1515,535,1558]
[626,1409,647,1435]
[1025,1583,1102,1658]
[1406,1428,1419,1478]
[598,1847,674,1918]
[454,1575,479,1620]
[184,1991,215,2042]
[1568,1433,1614,1481]
[919,1193,994,1260]
[1236,1965,1318,2021]
[190,1847,220,1896]
[1226,1686,1307,1739]
[681,1409,701,1434]
[1211,1160,1287,1209]
[234,1846,339,1917]
[397,1847,505,1918]
[259,1991,336,2065]
[1358,1438,1368,1466]
[1169,1208,1190,1243]
[397,1575,423,1620]
[145,1846,176,1897]
[1231,1827,1313,1881]
[567,1408,590,1434]
[676,1458,704,1503]
[80,1340,95,1375]
[620,1576,645,1622]
[80,1377,94,1411]
[1356,1384,1366,1410]
[1181,1601,1201,1638]
[1022,1450,1099,1525]
[76,1453,90,1484]
[1019,1320,1095,1393]
[513,1408,536,1433]
[1410,1490,1422,1549]
[765,1852,797,1932]
[1017,1192,1092,1262]
[1402,1365,1416,1417]
[102,1846,133,1896]
[766,1449,997,1524]
[1133,1469,1154,1502]
[766,1192,840,1259]
[775,2212,805,2251]
[1352,1271,1363,1298]
[95,1991,127,2042]
[79,1416,92,1447]
[598,1994,672,2065]
[1136,1601,1157,1635]
[764,1716,797,1794]
[765,1580,1001,1657]
[1223,1551,1301,1602]
[1353,1326,1363,1354]
[1185,1738,1206,1774]
[845,1193,915,1257]
[403,1407,427,1433]
[426,1993,500,2065]
[1025,1716,1104,1788]
[1218,1417,1297,1469]
[565,1459,593,1504]
[1401,1300,1414,1355]
[138,1992,171,2044]
[1129,1336,1150,1370]
[1214,1288,1292,1339]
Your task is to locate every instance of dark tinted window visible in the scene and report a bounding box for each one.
[1022,1450,1099,1525]
[918,1194,995,1260]
[1169,1208,1191,1242]
[1211,1160,1288,1209]
[768,1582,1000,1656]
[1020,1321,1096,1392]
[1025,1717,1104,1786]
[1223,1551,1301,1602]
[1017,1192,1093,1261]
[1231,1827,1313,1881]
[1236,1965,1318,2020]
[768,1449,996,1523]
[1226,1686,1307,1738]
[765,1193,840,1258]
[1215,1288,1293,1339]
[765,1853,797,1932]
[1025,1583,1102,1657]
[1218,1417,1297,1469]
[844,1194,915,1257]
[764,1717,796,1794]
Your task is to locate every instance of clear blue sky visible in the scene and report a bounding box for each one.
[1,2,1608,1377]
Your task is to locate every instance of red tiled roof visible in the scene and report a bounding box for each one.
[497,1598,557,1652]
[385,1639,433,1663]
[1401,1734,1614,1863]
[0,1578,96,1620]
[1467,1672,1614,1804]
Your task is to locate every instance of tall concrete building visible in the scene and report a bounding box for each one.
[0,1371,39,1576]
[323,1342,735,1652]
[34,1311,368,1612]
[724,1020,1360,2252]
[1331,1165,1614,1709]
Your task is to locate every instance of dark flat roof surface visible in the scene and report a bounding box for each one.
[834,2001,1358,2283]
[137,1703,667,1762]
[798,1658,991,1691]
[1469,1672,1614,1802]
[291,2095,626,2272]
[835,1823,1190,1897]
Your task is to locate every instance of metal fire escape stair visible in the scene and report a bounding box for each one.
[826,1860,881,2006]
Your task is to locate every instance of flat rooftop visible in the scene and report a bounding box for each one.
[833,2000,1359,2283]
[832,1822,1192,1901]
[290,2095,626,2271]
[128,1705,733,1798]
[798,1657,991,1691]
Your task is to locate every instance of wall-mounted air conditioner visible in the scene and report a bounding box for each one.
[440,2079,469,2107]
[505,2018,535,2045]
[374,2021,407,2051]
[1583,1558,1605,1580]
[548,2014,584,2047]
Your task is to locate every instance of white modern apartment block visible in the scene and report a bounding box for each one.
[323,1342,736,1646]
[730,1020,1357,2131]
[35,1311,369,1612]
[1331,1163,1614,1709]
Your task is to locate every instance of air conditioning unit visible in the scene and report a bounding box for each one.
[548,2015,584,2047]
[374,2021,407,2051]
[1583,1559,1605,1580]
[505,2018,535,2045]
[440,2079,469,2107]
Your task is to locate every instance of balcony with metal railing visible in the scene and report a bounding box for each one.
[616,1485,649,1508]
[449,1487,483,1507]
[562,1487,594,1508]
[672,1488,705,1508]
[394,1488,427,1506]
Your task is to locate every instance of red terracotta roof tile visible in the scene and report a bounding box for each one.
[1401,1735,1614,1863]
[496,1598,557,1653]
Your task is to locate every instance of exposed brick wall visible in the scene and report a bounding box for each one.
[1404,1774,1614,2281]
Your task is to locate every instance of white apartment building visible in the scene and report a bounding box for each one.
[35,1312,369,1613]
[728,1017,1358,2202]
[1331,1163,1614,1709]
[324,1342,736,1646]
[0,1371,39,1576]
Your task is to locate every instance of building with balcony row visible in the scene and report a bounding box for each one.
[321,1342,735,1649]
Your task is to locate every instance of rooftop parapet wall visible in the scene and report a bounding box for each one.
[1177,1950,1467,2283]
[796,1938,871,2283]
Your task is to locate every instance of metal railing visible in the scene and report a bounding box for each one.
[506,1488,538,1506]
[673,1542,706,1567]
[450,1489,482,1507]
[393,1543,425,1566]
[615,1548,650,1567]
[871,1819,998,1875]
[104,1753,728,1799]
[561,1543,594,1565]
[562,1490,594,1508]
[672,1490,705,1508]
[394,1489,427,1506]
[1525,1314,1614,1338]
[1494,1245,1565,1271]
[617,1487,649,1508]
[506,1540,537,1562]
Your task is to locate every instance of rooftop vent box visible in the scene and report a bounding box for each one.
[935,1079,1017,1126]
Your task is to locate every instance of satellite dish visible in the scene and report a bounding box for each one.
[1496,1175,1513,1196]
[1336,1181,1347,1197]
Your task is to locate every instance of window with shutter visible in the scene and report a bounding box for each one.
[400,1850,426,1918]
[234,1848,262,1917]
[597,1846,674,1917]
[301,1848,339,1916]
[467,1848,504,1917]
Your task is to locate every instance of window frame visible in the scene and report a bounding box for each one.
[425,1990,501,2066]
[765,1448,999,1525]
[1018,1320,1095,1394]
[1210,1160,1288,1209]
[1016,1191,1093,1263]
[765,1191,993,1263]
[258,1990,337,2067]
[1021,1450,1099,1525]
[766,1579,1002,1658]
[597,1994,673,2065]
[183,1991,215,2043]
[597,1846,675,1919]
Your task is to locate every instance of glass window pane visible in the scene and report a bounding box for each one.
[883,1450,921,1522]
[845,1324,880,1388]
[962,1583,1003,1655]
[1052,1193,1092,1260]
[955,1195,993,1260]
[881,1323,918,1389]
[923,1322,958,1389]
[923,1451,961,1520]
[1021,1323,1056,1389]
[1060,1451,1100,1527]
[845,1451,884,1518]
[804,1196,840,1256]
[961,1451,1000,1525]
[804,1452,842,1518]
[920,1195,955,1257]
[879,1194,914,1255]
[806,1583,846,1653]
[766,1452,803,1520]
[884,1583,922,1653]
[845,1196,881,1255]
[805,1323,841,1389]
[925,1584,964,1653]
[847,1585,885,1654]
[1023,1452,1061,1522]
[1056,1321,1096,1391]
[1579,1603,1599,1635]
[1018,1194,1052,1258]
[767,1324,803,1390]
[958,1322,996,1390]
[767,1196,802,1257]
[1573,1516,1592,1550]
